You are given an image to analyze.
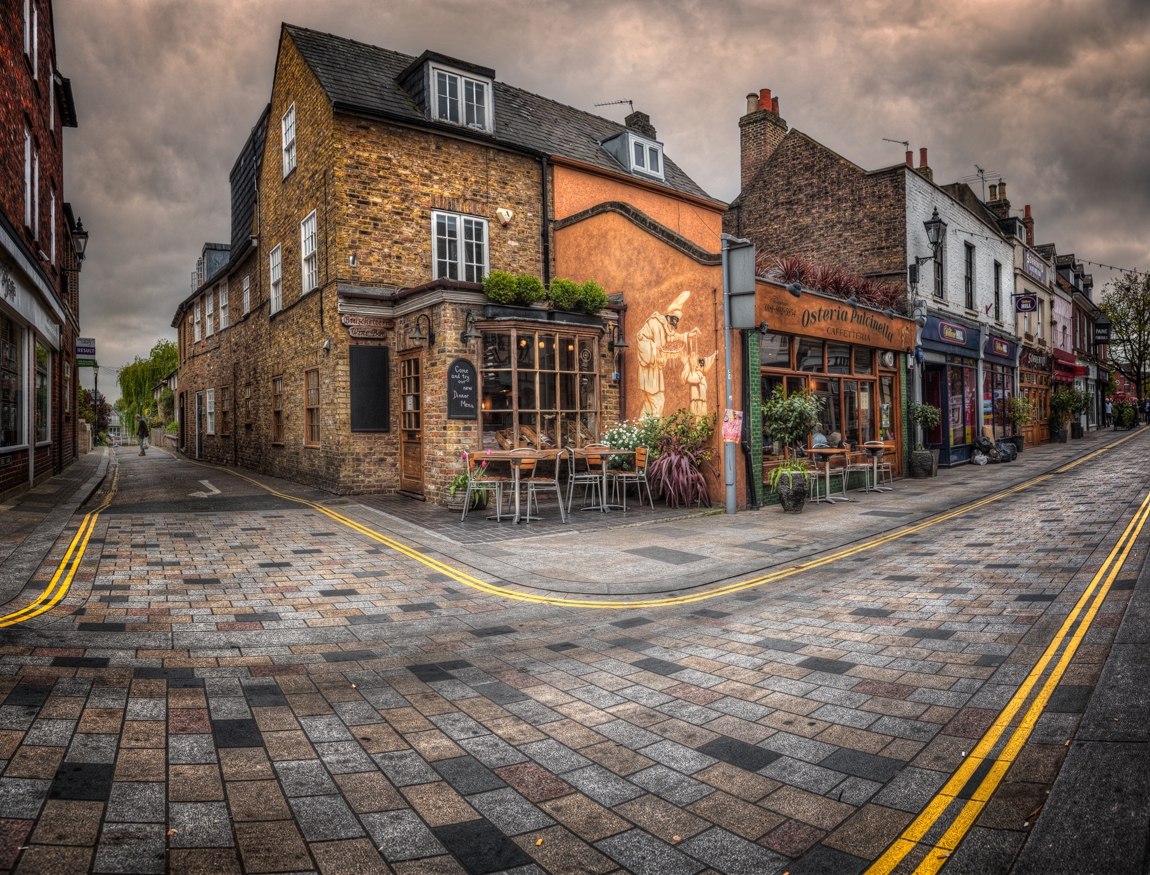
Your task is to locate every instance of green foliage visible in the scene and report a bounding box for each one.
[767,459,810,491]
[158,388,175,425]
[514,274,547,306]
[548,278,581,311]
[1102,271,1150,404]
[907,400,941,450]
[1115,402,1138,429]
[1050,387,1078,431]
[641,410,716,463]
[483,271,518,305]
[165,421,179,434]
[762,387,824,451]
[117,339,178,425]
[80,389,110,441]
[1009,396,1033,428]
[578,280,608,315]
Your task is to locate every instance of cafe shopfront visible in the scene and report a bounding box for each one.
[755,284,916,489]
[920,316,981,466]
[982,334,1018,440]
[1018,347,1051,445]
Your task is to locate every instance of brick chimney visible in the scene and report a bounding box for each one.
[1022,204,1035,247]
[985,178,1011,220]
[739,88,789,192]
[914,147,933,183]
[906,150,913,168]
[625,110,657,140]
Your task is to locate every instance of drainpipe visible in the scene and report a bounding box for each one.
[541,156,551,286]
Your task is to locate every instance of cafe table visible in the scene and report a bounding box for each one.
[572,448,634,513]
[806,447,851,503]
[476,449,564,524]
[863,441,897,492]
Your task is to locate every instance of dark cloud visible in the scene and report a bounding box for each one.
[55,0,1150,398]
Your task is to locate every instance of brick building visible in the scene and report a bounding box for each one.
[173,24,729,504]
[0,0,87,501]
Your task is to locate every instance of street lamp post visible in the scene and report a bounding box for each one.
[721,233,756,516]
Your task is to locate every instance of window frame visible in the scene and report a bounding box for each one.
[219,280,229,330]
[304,367,320,447]
[301,210,318,293]
[1,314,26,450]
[993,261,1001,323]
[49,190,55,266]
[272,376,284,444]
[269,245,282,314]
[963,243,975,311]
[32,148,38,240]
[23,0,31,57]
[281,103,296,178]
[933,238,946,301]
[205,387,215,435]
[242,275,250,315]
[432,211,488,283]
[23,129,31,229]
[193,300,201,342]
[244,383,252,424]
[219,385,230,436]
[205,290,214,337]
[431,64,493,132]
[626,132,665,181]
[34,341,49,444]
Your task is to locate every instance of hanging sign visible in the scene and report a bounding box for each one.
[446,358,478,420]
[341,315,394,339]
[1014,295,1037,313]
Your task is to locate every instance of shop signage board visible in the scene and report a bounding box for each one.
[1094,322,1111,345]
[446,358,478,420]
[340,315,394,339]
[1023,250,1048,283]
[1020,348,1051,371]
[921,316,981,353]
[1014,295,1037,313]
[757,286,916,350]
[76,337,96,357]
[984,335,1017,362]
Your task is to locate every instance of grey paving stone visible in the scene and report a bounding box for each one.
[944,825,1026,875]
[629,765,715,805]
[656,699,722,725]
[563,764,645,807]
[458,733,529,769]
[289,793,365,841]
[94,823,167,874]
[830,775,883,806]
[682,825,791,874]
[433,755,507,795]
[468,787,556,836]
[332,700,387,726]
[298,714,354,742]
[430,711,489,740]
[787,842,868,875]
[0,777,49,819]
[810,704,880,730]
[595,719,664,750]
[315,741,377,774]
[100,779,164,825]
[168,801,234,847]
[168,734,217,764]
[363,809,447,862]
[616,684,676,707]
[23,718,76,746]
[638,740,717,775]
[88,688,129,709]
[521,739,591,774]
[274,758,339,796]
[66,733,119,764]
[868,716,940,742]
[760,756,847,795]
[569,685,628,709]
[760,732,837,764]
[595,828,705,875]
[206,697,250,720]
[820,748,904,783]
[872,766,949,813]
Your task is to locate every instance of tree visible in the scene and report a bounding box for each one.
[117,339,178,424]
[80,389,111,440]
[1102,272,1150,402]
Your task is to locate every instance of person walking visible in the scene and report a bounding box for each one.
[135,414,148,456]
[1105,399,1113,427]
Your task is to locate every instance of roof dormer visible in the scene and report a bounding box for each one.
[602,130,664,181]
[398,51,495,133]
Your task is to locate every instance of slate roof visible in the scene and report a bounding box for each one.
[229,105,269,259]
[282,24,716,203]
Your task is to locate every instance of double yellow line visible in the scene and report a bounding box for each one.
[865,484,1150,875]
[0,456,117,628]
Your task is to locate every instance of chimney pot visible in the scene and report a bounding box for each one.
[746,93,758,115]
[771,96,780,115]
[919,147,928,168]
[905,150,913,167]
[989,184,997,201]
[998,180,1006,199]
[759,88,772,111]
[1024,204,1031,218]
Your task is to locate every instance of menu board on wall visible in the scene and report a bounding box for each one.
[447,358,478,420]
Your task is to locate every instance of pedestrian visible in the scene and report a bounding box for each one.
[1105,399,1113,427]
[135,414,148,456]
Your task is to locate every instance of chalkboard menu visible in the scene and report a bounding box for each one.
[447,358,478,420]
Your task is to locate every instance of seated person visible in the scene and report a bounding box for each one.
[828,431,842,448]
[812,425,829,449]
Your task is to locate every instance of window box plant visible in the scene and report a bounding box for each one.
[762,387,823,511]
[1009,396,1032,454]
[906,400,941,478]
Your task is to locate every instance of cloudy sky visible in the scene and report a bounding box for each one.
[57,0,1150,399]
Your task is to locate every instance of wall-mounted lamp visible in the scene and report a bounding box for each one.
[758,320,770,336]
[409,313,435,346]
[607,323,628,353]
[909,207,948,295]
[786,282,802,298]
[460,310,482,344]
[322,338,331,354]
[882,308,895,319]
[72,218,89,261]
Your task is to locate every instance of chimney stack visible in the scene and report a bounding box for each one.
[624,110,657,140]
[905,151,913,168]
[988,184,997,201]
[986,179,1011,219]
[739,87,789,193]
[1022,204,1035,247]
[914,147,933,183]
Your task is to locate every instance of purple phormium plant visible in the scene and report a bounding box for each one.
[647,432,715,508]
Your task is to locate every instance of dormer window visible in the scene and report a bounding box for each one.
[602,131,665,181]
[433,66,492,131]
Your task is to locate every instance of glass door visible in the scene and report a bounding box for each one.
[399,353,423,494]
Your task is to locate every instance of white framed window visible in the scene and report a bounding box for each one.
[628,134,663,180]
[301,211,317,293]
[49,191,55,266]
[269,245,282,314]
[432,212,487,283]
[31,5,38,79]
[193,300,201,342]
[32,149,38,239]
[219,280,229,330]
[243,275,250,314]
[23,0,31,57]
[281,103,296,177]
[205,290,214,336]
[23,130,31,228]
[432,65,492,131]
[206,388,215,435]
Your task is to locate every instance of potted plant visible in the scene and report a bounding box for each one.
[906,400,941,478]
[1008,396,1032,454]
[762,387,823,509]
[768,459,812,513]
[446,453,488,512]
[646,411,717,508]
[1071,389,1092,438]
[1049,387,1076,443]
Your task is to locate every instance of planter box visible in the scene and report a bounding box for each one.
[482,303,604,329]
[1071,422,1084,439]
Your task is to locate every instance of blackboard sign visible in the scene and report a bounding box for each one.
[447,358,478,419]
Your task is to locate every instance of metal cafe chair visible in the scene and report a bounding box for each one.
[567,445,611,513]
[864,441,894,490]
[517,449,567,523]
[461,452,508,522]
[847,444,875,493]
[811,452,848,503]
[612,445,653,510]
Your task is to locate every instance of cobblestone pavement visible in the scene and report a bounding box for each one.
[0,432,1146,874]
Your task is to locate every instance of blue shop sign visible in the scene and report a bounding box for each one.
[984,334,1017,363]
[922,315,981,354]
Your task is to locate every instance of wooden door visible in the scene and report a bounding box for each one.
[399,353,424,494]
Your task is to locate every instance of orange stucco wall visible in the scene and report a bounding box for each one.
[555,211,748,506]
[552,164,724,252]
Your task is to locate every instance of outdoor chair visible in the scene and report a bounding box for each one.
[567,445,611,512]
[462,452,508,522]
[612,446,652,510]
[846,447,875,493]
[514,450,566,523]
[811,452,848,503]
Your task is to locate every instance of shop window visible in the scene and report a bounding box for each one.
[34,342,48,443]
[796,338,824,372]
[219,386,230,436]
[304,368,320,446]
[854,348,873,375]
[879,376,895,440]
[759,333,790,369]
[481,327,600,449]
[827,343,850,375]
[1,316,24,448]
[272,376,283,443]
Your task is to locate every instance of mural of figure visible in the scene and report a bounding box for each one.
[682,331,717,417]
[635,291,693,417]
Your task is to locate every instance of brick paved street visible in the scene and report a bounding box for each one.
[0,431,1146,874]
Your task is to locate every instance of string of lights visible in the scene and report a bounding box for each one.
[949,224,1145,276]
